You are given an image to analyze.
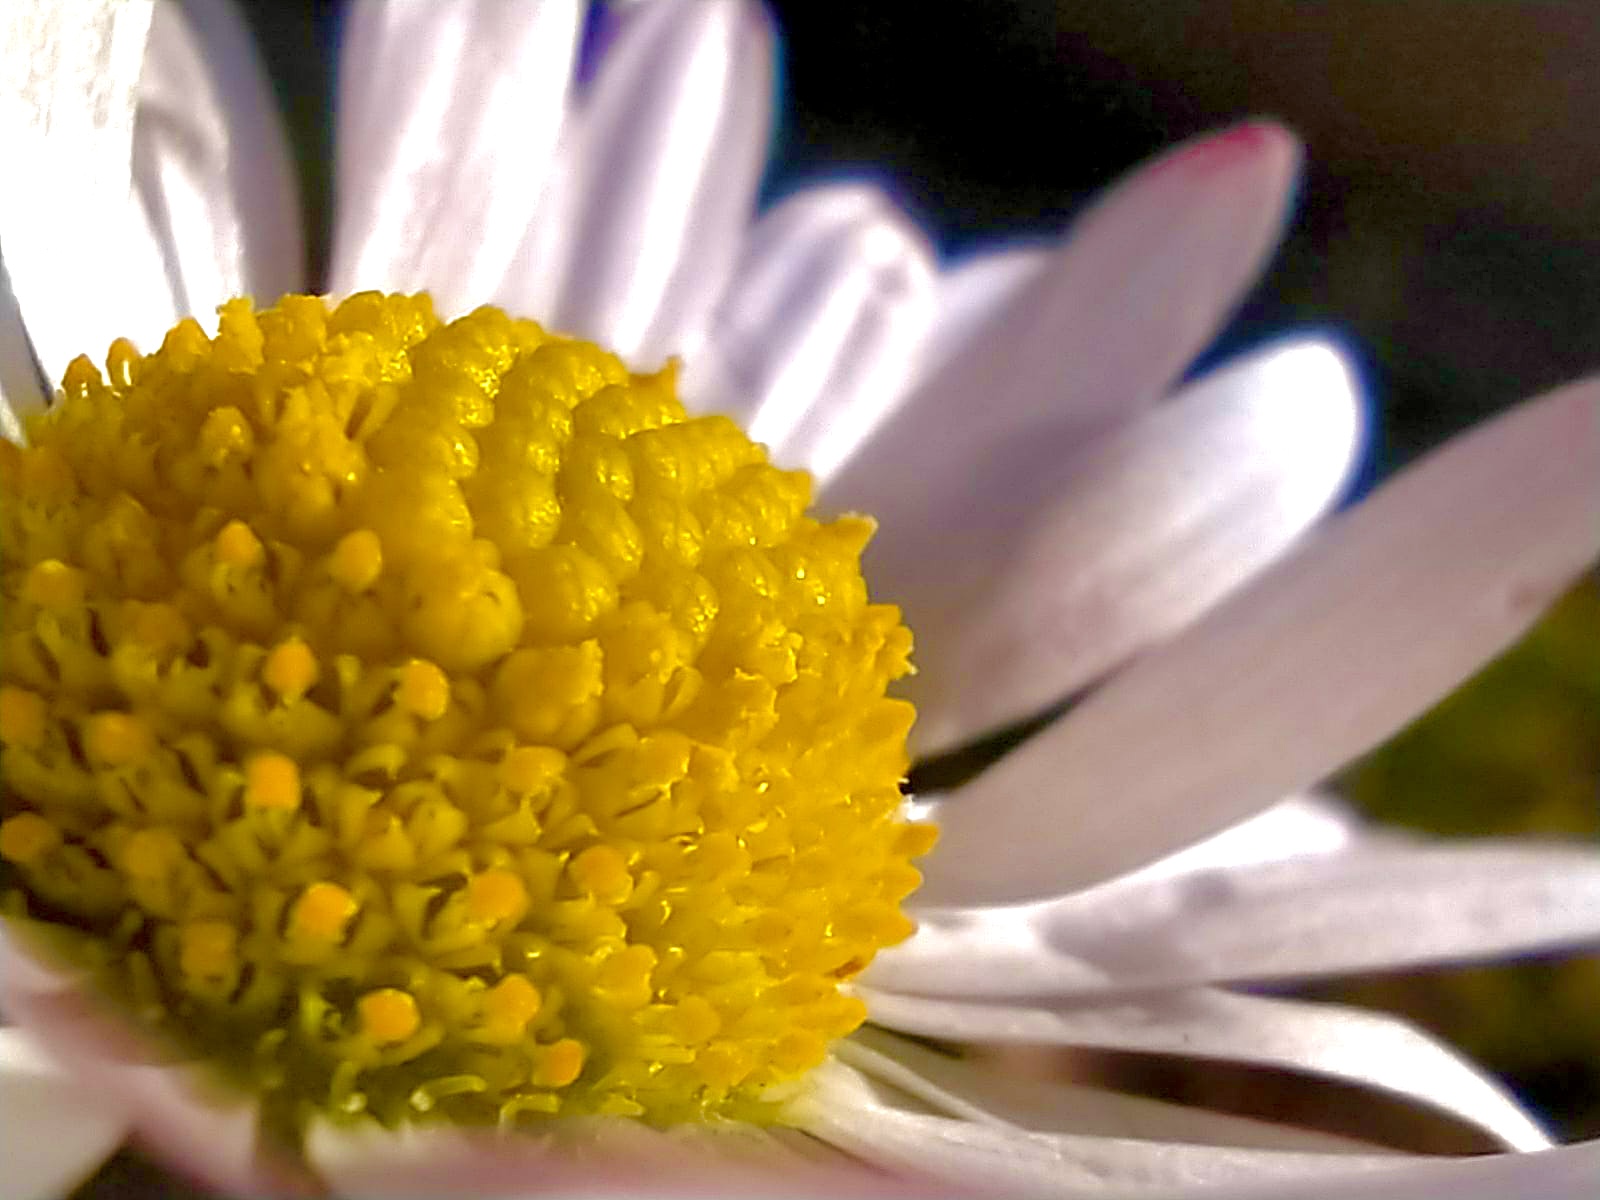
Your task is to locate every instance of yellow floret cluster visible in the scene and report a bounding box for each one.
[0,293,930,1137]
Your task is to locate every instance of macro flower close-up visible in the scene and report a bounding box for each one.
[1,2,1598,1198]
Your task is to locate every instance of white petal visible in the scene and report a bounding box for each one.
[1040,839,1600,988]
[869,795,1360,999]
[841,1026,1376,1153]
[330,0,582,315]
[885,840,1599,1002]
[134,0,302,322]
[2,0,178,381]
[859,988,1551,1153]
[0,256,45,430]
[540,0,773,365]
[682,183,936,461]
[910,245,1050,389]
[0,925,308,1196]
[1224,1141,1600,1200]
[0,1027,128,1200]
[309,1113,901,1198]
[923,377,1600,903]
[906,337,1364,753]
[819,120,1302,549]
[795,1058,1401,1199]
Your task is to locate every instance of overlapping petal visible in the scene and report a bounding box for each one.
[922,378,1600,903]
[330,0,581,314]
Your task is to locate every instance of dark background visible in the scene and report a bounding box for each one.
[72,2,1600,1193]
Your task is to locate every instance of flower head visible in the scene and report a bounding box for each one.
[2,2,1599,1199]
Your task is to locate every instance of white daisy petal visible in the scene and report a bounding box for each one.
[0,1028,129,1200]
[905,337,1364,753]
[682,183,936,467]
[797,1058,1401,1199]
[134,0,302,322]
[2,0,178,382]
[923,377,1600,903]
[820,120,1302,537]
[858,988,1551,1153]
[840,1026,1376,1154]
[330,0,582,314]
[1040,839,1600,988]
[0,257,45,429]
[543,0,773,366]
[883,841,1599,1001]
[910,245,1051,389]
[1223,1140,1600,1200]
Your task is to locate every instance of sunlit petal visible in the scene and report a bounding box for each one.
[2,0,177,382]
[923,377,1600,903]
[540,0,773,366]
[906,338,1363,752]
[683,183,936,460]
[858,989,1551,1153]
[330,0,582,314]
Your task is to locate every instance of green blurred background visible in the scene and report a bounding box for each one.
[72,0,1600,1192]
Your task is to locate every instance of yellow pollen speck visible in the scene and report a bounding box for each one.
[290,881,359,941]
[214,519,264,567]
[533,1038,586,1088]
[23,560,86,608]
[0,687,47,749]
[0,292,930,1136]
[180,920,238,979]
[482,975,542,1034]
[467,868,528,926]
[244,752,300,810]
[569,844,632,904]
[360,988,421,1043]
[85,712,153,766]
[0,812,61,865]
[330,528,383,592]
[396,659,450,720]
[263,638,319,703]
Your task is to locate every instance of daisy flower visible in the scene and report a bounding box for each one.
[2,2,1598,1198]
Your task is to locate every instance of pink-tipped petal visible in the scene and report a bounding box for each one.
[922,377,1600,904]
[330,0,582,314]
[2,0,179,382]
[819,121,1303,547]
[539,0,773,366]
[134,0,303,321]
[905,338,1363,754]
[0,1028,129,1200]
[682,183,936,463]
[858,989,1551,1154]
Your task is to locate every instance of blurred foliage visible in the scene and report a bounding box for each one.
[1337,578,1600,1138]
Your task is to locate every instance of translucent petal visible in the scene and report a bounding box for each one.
[682,183,935,457]
[858,988,1551,1153]
[539,0,773,365]
[134,0,302,322]
[330,0,582,315]
[841,1026,1377,1153]
[796,1058,1403,1199]
[905,338,1363,753]
[0,1028,129,1200]
[923,377,1600,903]
[820,121,1303,548]
[1,0,177,382]
[910,244,1050,389]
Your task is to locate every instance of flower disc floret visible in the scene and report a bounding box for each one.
[0,293,927,1137]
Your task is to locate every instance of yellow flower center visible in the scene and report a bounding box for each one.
[0,293,933,1137]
